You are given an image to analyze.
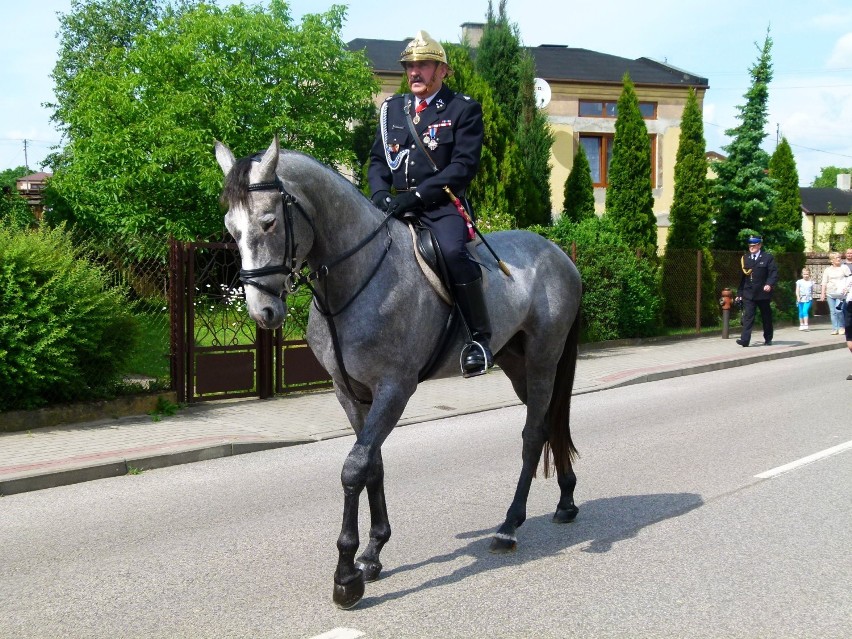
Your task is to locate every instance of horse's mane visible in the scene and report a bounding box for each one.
[220,155,256,211]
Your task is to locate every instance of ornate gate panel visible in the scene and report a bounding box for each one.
[170,238,331,403]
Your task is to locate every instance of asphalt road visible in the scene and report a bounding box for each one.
[2,349,850,639]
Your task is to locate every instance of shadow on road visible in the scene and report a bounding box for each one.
[361,491,704,607]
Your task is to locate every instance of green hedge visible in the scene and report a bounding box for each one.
[0,225,139,411]
[536,215,661,342]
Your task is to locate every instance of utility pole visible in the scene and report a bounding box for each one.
[23,139,29,170]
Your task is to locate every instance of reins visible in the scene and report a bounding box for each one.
[238,175,394,404]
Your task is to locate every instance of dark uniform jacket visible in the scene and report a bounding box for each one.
[738,250,779,300]
[368,84,483,217]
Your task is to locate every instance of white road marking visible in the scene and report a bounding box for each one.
[755,440,852,479]
[308,628,365,639]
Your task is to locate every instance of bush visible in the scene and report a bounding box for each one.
[537,215,661,341]
[0,225,140,410]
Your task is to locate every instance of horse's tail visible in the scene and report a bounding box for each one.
[542,302,581,478]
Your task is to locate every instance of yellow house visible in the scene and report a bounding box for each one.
[800,174,851,252]
[349,23,709,248]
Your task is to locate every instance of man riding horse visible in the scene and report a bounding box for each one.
[368,30,493,377]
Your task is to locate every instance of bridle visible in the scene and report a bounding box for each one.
[237,173,394,405]
[237,176,311,299]
[237,176,394,312]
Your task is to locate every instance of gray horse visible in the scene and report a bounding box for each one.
[215,136,583,609]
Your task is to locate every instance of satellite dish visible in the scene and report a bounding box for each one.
[534,78,551,109]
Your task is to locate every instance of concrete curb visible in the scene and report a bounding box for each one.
[0,440,307,496]
[601,342,845,389]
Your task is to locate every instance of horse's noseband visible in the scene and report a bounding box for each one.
[238,177,311,299]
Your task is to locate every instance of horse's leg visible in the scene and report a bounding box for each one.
[491,406,547,553]
[355,449,390,582]
[333,383,411,609]
[490,352,552,554]
[334,390,390,582]
[554,464,579,523]
[337,398,391,583]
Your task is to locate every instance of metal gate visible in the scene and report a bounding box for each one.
[169,238,331,403]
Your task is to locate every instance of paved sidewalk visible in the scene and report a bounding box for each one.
[1,323,847,496]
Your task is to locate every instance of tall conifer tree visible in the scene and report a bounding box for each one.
[444,42,516,230]
[765,137,804,252]
[476,0,552,227]
[662,88,716,326]
[712,30,775,249]
[666,89,712,250]
[562,145,595,224]
[605,73,656,257]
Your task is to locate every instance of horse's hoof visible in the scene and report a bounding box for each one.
[489,533,517,554]
[333,574,365,610]
[355,560,382,583]
[553,505,579,524]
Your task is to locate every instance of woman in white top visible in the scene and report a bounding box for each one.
[820,252,847,334]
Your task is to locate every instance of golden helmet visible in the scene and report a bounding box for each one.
[399,30,448,66]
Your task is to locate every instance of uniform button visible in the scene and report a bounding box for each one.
[410,160,415,165]
[411,145,416,149]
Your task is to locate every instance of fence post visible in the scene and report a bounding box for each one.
[169,237,186,403]
[257,328,274,399]
[695,249,702,333]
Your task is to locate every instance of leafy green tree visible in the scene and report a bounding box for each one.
[475,0,553,227]
[47,0,163,162]
[662,88,715,327]
[811,166,852,188]
[712,30,775,250]
[48,0,377,255]
[605,73,656,257]
[561,145,595,223]
[765,137,804,253]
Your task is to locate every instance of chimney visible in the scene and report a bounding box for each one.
[460,22,484,47]
[837,173,851,190]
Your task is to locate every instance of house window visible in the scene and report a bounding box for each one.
[580,134,613,186]
[579,134,657,188]
[579,100,657,119]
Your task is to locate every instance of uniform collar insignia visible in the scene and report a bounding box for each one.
[435,98,445,110]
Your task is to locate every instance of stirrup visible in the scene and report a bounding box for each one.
[460,341,492,378]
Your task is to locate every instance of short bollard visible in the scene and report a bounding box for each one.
[719,288,734,339]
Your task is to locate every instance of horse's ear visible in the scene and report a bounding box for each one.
[214,140,235,175]
[257,135,280,180]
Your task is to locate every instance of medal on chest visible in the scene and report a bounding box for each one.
[423,126,438,150]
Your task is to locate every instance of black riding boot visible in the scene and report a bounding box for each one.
[454,277,494,377]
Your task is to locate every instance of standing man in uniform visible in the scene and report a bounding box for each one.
[736,235,779,347]
[368,31,492,377]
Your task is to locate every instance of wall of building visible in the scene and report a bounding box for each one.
[803,214,849,252]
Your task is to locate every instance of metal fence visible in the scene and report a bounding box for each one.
[69,228,822,398]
